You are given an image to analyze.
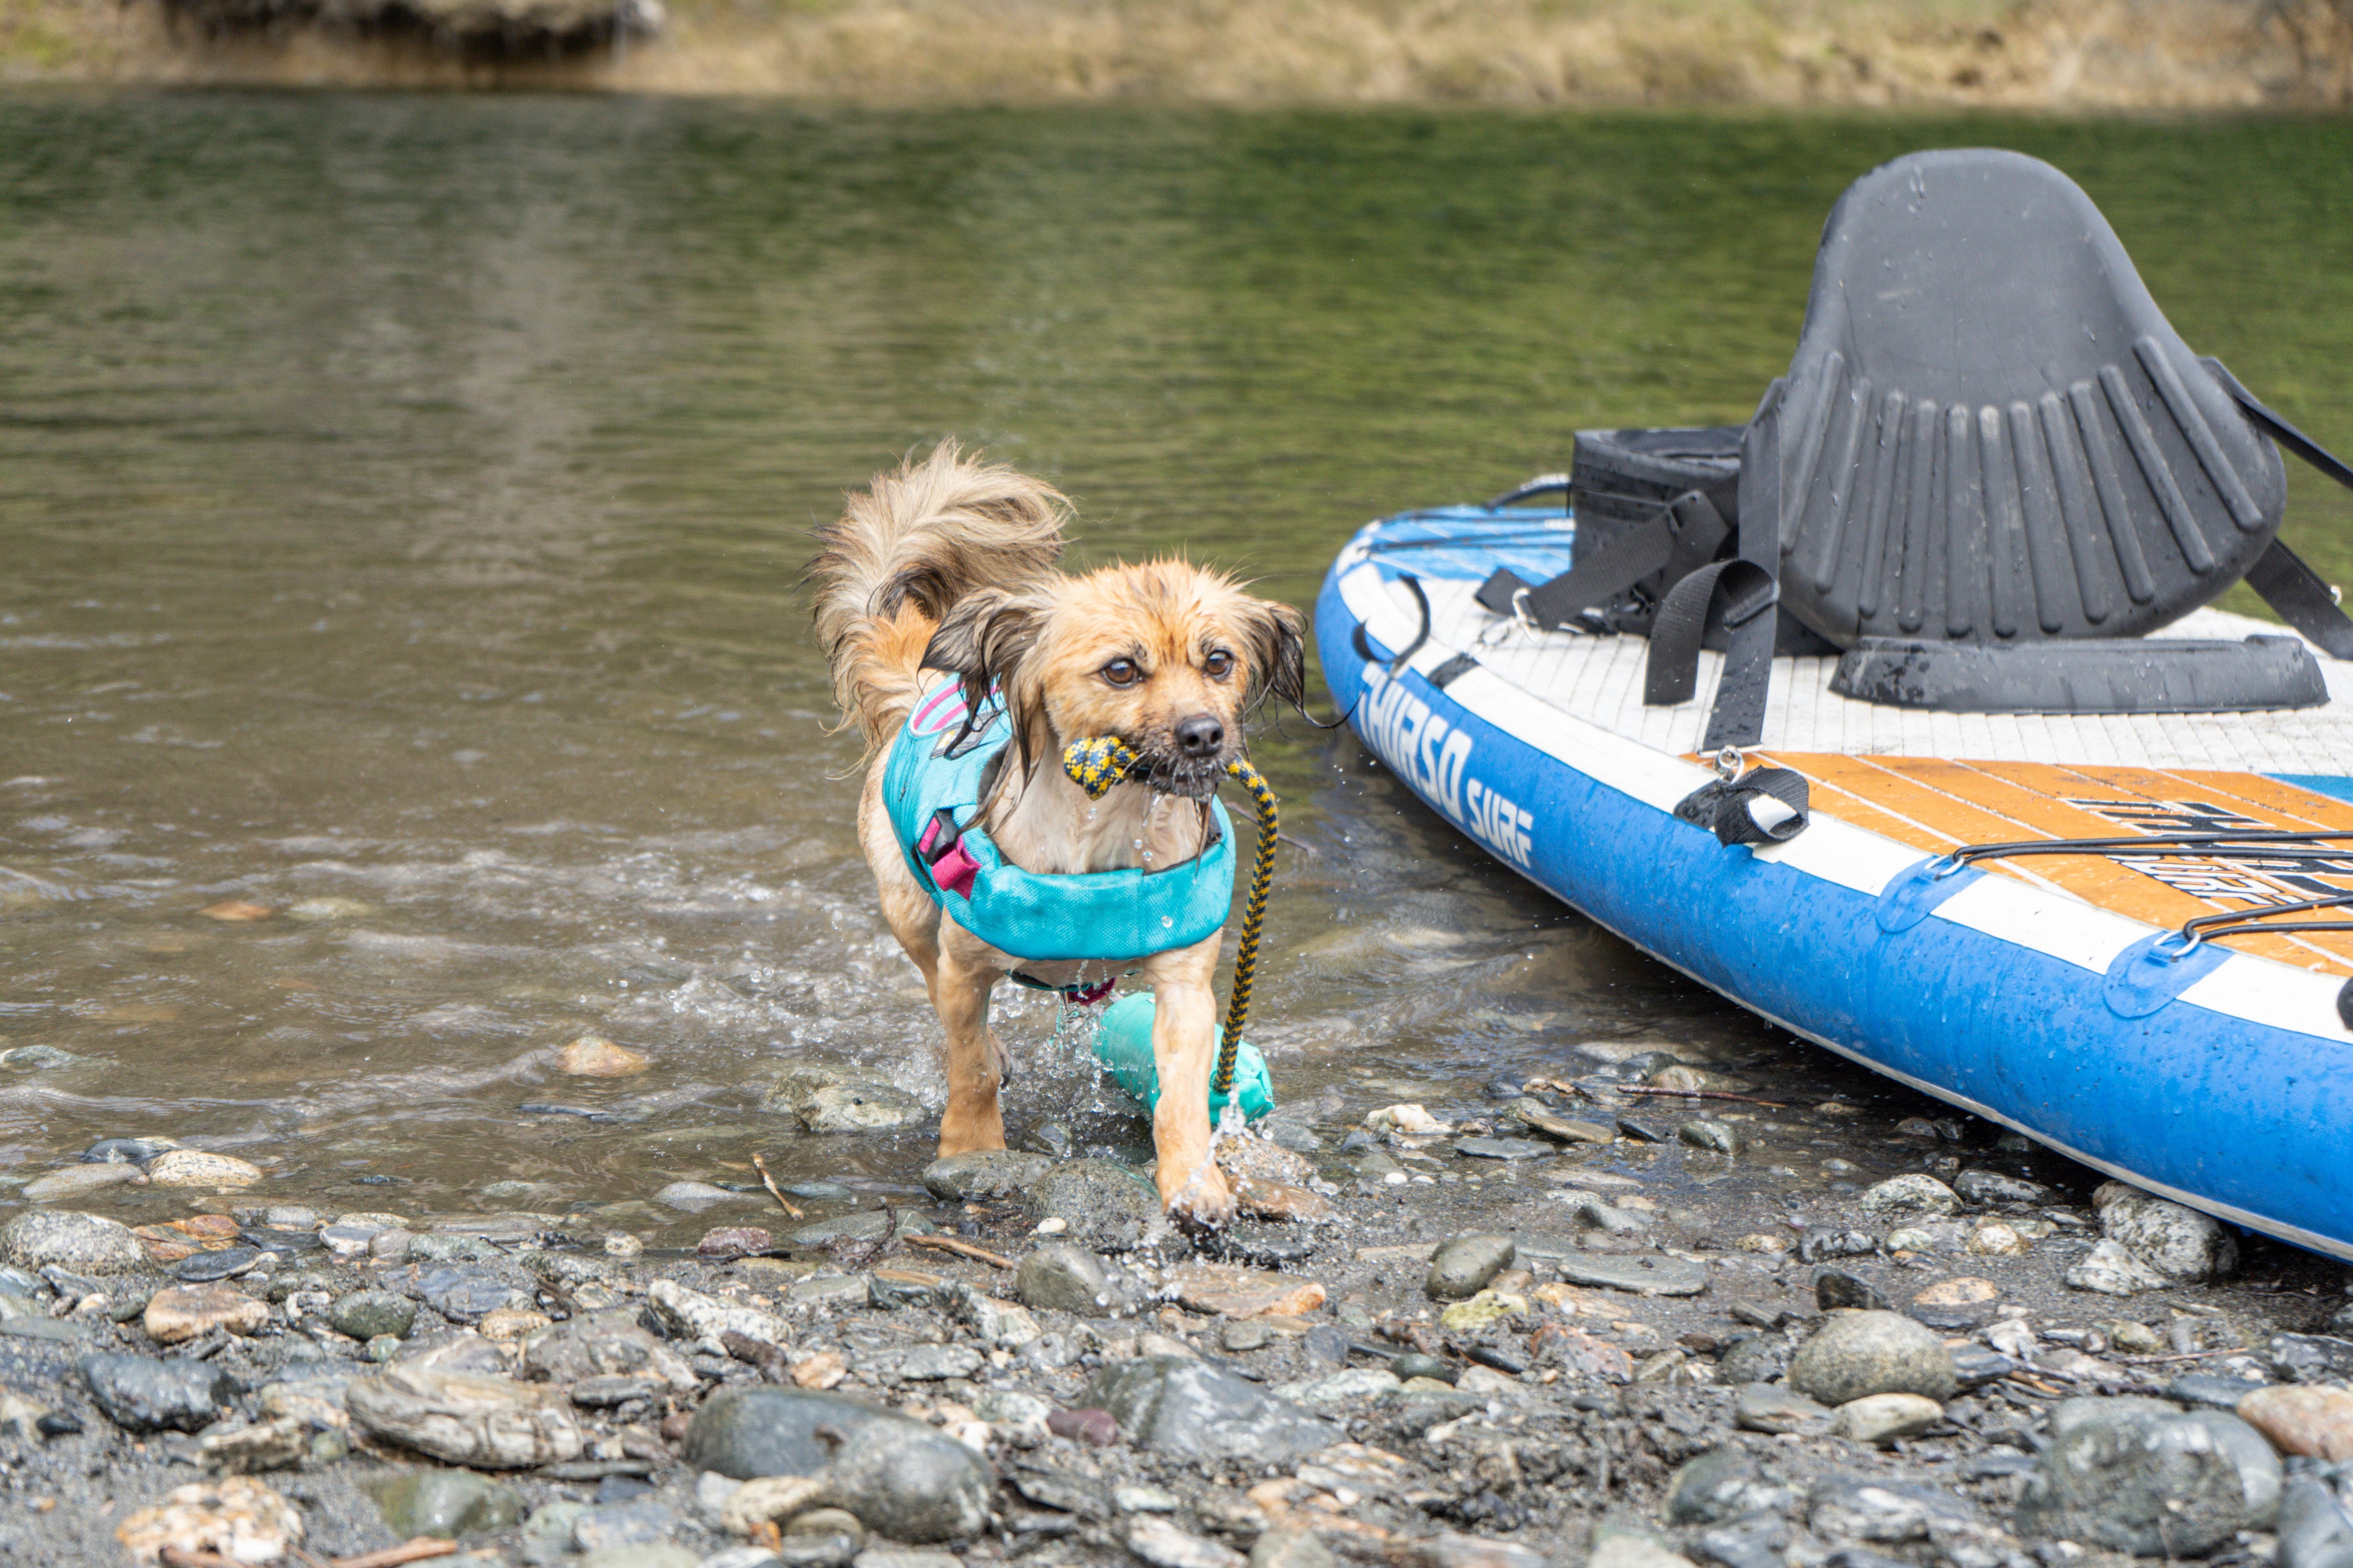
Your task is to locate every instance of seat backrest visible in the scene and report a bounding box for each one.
[1767,148,2285,649]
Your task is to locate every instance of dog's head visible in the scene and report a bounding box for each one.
[924,560,1304,800]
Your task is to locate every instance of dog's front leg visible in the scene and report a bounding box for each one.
[1140,932,1233,1225]
[933,927,1009,1157]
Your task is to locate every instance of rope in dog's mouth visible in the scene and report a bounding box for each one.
[1061,735,1277,1101]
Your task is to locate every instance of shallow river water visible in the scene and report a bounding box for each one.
[4,96,2353,1244]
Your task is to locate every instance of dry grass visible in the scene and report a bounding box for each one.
[0,0,2347,106]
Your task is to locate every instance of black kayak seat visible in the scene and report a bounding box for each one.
[1768,147,2284,649]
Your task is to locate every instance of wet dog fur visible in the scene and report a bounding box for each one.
[812,442,1304,1224]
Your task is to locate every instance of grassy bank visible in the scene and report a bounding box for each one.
[2,0,2349,107]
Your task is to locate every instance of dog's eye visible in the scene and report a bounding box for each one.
[1101,659,1141,687]
[1203,649,1234,680]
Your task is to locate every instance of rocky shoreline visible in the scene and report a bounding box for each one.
[0,1070,2350,1568]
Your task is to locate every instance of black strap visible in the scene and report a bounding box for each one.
[1673,765,1812,847]
[1389,574,1432,673]
[1475,489,1729,631]
[1644,389,1783,748]
[2203,359,2353,659]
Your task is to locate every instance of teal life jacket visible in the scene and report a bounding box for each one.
[882,680,1236,965]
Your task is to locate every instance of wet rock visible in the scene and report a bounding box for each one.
[1807,1475,1980,1543]
[2278,1476,2353,1568]
[173,1246,262,1283]
[2271,1332,2353,1385]
[1127,1517,1246,1568]
[1554,1254,1709,1296]
[1857,1175,1958,1218]
[683,1387,910,1479]
[1677,1120,1742,1155]
[405,1232,500,1263]
[1507,1099,1615,1144]
[2238,1384,2353,1461]
[1665,1448,1795,1525]
[1798,1228,1878,1264]
[2095,1184,2237,1281]
[1215,1137,1319,1187]
[1030,1160,1163,1251]
[1788,1311,1958,1405]
[1813,1269,1889,1312]
[197,1415,310,1474]
[1718,1334,1790,1385]
[575,1499,677,1551]
[798,1081,927,1132]
[1426,1235,1514,1300]
[331,1289,417,1341]
[1,1209,145,1273]
[84,1135,179,1165]
[1439,1290,1527,1332]
[2063,1238,2170,1297]
[1047,1408,1118,1446]
[113,1475,304,1565]
[346,1365,586,1468]
[1084,1356,1339,1465]
[1015,1245,1137,1315]
[1953,1170,2049,1206]
[80,1352,240,1433]
[556,1034,650,1076]
[1573,1198,1650,1235]
[1735,1383,1832,1435]
[655,1181,741,1214]
[1250,1531,1336,1568]
[371,1468,523,1537]
[1168,1263,1326,1319]
[408,1264,532,1323]
[25,1163,144,1202]
[144,1283,269,1344]
[144,1149,264,1188]
[2016,1397,2254,1555]
[922,1151,1051,1201]
[395,1331,513,1376]
[698,1226,773,1260]
[1455,1136,1553,1160]
[823,1417,996,1542]
[647,1279,789,1354]
[940,1286,1040,1349]
[1834,1393,1943,1443]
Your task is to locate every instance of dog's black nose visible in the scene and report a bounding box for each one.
[1174,714,1225,757]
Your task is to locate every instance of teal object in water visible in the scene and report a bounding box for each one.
[1091,993,1274,1121]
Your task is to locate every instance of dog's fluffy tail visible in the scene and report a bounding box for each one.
[812,441,1067,751]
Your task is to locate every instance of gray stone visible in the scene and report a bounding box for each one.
[2271,1332,2353,1385]
[1574,1199,1650,1235]
[521,1502,589,1566]
[1953,1170,2049,1206]
[1734,1383,1832,1436]
[572,1375,663,1407]
[2064,1238,2170,1297]
[1084,1356,1339,1465]
[1812,1269,1889,1312]
[579,1549,699,1568]
[1,1210,145,1274]
[1677,1120,1743,1155]
[1858,1175,1959,1218]
[2097,1187,2237,1282]
[1807,1475,1981,1543]
[823,1416,995,1542]
[1789,1311,1957,1405]
[1030,1160,1162,1251]
[371,1469,523,1537]
[1833,1393,1944,1443]
[78,1352,239,1433]
[1425,1235,1514,1301]
[797,1082,927,1133]
[921,1151,1051,1201]
[83,1136,178,1165]
[1014,1246,1139,1317]
[2278,1476,2353,1568]
[682,1386,921,1480]
[1553,1253,1709,1297]
[525,1311,698,1391]
[655,1181,741,1213]
[1127,1518,1246,1568]
[576,1500,678,1551]
[2016,1397,2253,1556]
[788,1211,922,1248]
[405,1233,502,1263]
[332,1290,418,1341]
[877,1344,983,1382]
[24,1164,143,1202]
[1718,1335,1791,1387]
[394,1331,513,1376]
[1453,1137,1552,1161]
[2178,1410,2284,1526]
[1665,1448,1795,1525]
[1250,1531,1336,1568]
[347,1365,585,1468]
[407,1264,532,1323]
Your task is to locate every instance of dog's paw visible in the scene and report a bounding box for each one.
[1158,1160,1235,1230]
[936,1104,1008,1158]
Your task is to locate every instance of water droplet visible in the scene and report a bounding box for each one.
[1162,916,1174,928]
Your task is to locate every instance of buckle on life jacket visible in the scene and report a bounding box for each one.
[1009,970,1120,1005]
[917,807,982,899]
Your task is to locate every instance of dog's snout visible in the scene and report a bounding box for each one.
[1174,714,1225,757]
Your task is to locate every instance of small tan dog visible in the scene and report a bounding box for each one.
[813,442,1302,1225]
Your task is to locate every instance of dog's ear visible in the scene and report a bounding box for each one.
[923,587,1043,719]
[1236,600,1307,714]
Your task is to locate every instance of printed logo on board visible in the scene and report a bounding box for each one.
[2065,795,2353,910]
[1359,665,1535,868]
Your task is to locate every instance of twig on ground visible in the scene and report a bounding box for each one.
[904,1233,1016,1270]
[750,1152,806,1220]
[1611,1085,1791,1108]
[330,1539,462,1568]
[2117,1347,2241,1365]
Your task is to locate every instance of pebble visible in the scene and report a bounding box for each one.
[173,1246,263,1283]
[143,1150,265,1188]
[1507,1098,1615,1144]
[2271,1331,2353,1384]
[1454,1136,1553,1160]
[1553,1253,1710,1297]
[1047,1407,1118,1446]
[2095,1183,2238,1281]
[1587,1534,1700,1568]
[409,1263,534,1322]
[1676,1120,1742,1155]
[1953,1169,2049,1205]
[346,1365,586,1468]
[686,1386,916,1479]
[1250,1531,1336,1568]
[1,1210,146,1274]
[1664,1449,1795,1525]
[80,1352,240,1433]
[24,1163,144,1202]
[1813,1269,1889,1312]
[1574,1198,1650,1235]
[1788,1310,1958,1405]
[1167,1264,1326,1319]
[1857,1174,1958,1217]
[1912,1276,1999,1308]
[112,1476,304,1565]
[2064,1238,2171,1296]
[556,1034,651,1076]
[656,1181,743,1213]
[143,1283,269,1344]
[83,1136,179,1165]
[1029,1160,1164,1251]
[818,1409,996,1542]
[2278,1476,2353,1568]
[796,1081,928,1132]
[1439,1291,1527,1332]
[580,1549,698,1568]
[370,1468,522,1537]
[921,1150,1052,1201]
[330,1289,417,1340]
[2238,1384,2353,1461]
[1425,1235,1514,1300]
[2016,1396,2258,1555]
[1833,1392,1943,1443]
[1734,1383,1832,1435]
[1084,1357,1339,1465]
[1127,1517,1246,1568]
[647,1280,790,1354]
[576,1499,678,1551]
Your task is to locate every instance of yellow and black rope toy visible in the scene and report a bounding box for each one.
[1062,735,1278,1099]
